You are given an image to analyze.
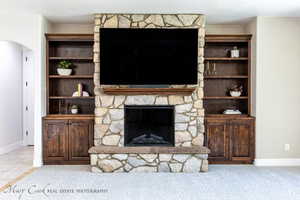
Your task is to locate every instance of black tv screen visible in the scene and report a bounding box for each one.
[100,28,198,85]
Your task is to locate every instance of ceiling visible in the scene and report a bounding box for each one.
[0,0,300,24]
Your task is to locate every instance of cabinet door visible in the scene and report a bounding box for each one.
[43,120,69,161]
[205,118,230,162]
[69,120,94,161]
[230,119,255,163]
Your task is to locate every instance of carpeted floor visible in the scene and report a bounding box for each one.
[0,165,300,200]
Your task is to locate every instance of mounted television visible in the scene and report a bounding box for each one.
[100,28,198,85]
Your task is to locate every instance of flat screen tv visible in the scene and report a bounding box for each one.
[100,28,198,85]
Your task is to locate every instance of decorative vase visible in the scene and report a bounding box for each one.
[57,68,72,76]
[230,91,242,97]
[230,46,239,58]
[71,108,78,114]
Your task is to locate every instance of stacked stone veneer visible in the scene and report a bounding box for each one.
[91,154,208,173]
[91,14,208,172]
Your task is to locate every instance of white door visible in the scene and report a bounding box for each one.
[23,50,34,145]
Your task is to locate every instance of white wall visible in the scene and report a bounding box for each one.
[254,17,300,161]
[0,41,23,154]
[49,23,93,33]
[206,24,247,34]
[0,13,50,166]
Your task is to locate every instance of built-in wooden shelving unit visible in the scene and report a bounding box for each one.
[46,34,95,115]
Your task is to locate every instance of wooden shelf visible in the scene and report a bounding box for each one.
[205,114,250,118]
[49,75,93,79]
[203,96,248,100]
[49,57,93,60]
[102,88,196,95]
[49,96,95,100]
[205,57,248,61]
[43,114,95,120]
[205,75,248,79]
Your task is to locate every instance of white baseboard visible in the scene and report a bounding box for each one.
[0,141,24,155]
[255,159,300,166]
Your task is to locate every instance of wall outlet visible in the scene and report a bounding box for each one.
[284,144,290,152]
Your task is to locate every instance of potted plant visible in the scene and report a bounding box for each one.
[57,60,72,76]
[229,85,243,97]
[71,105,79,114]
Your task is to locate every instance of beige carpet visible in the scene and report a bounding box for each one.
[0,165,300,200]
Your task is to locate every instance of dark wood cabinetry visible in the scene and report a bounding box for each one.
[205,117,255,164]
[43,118,94,164]
[204,35,255,164]
[43,34,95,165]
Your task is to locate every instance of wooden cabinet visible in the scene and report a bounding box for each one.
[43,118,94,164]
[205,117,255,164]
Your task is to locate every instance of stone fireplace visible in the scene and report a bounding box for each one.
[89,14,210,172]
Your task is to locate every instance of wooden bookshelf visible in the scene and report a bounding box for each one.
[204,35,255,165]
[46,34,95,115]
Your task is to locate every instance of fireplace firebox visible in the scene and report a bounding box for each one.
[124,105,175,146]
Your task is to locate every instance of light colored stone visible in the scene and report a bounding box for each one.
[176,103,193,113]
[103,114,111,124]
[91,166,103,173]
[90,154,98,165]
[128,157,147,167]
[173,154,190,163]
[95,107,108,116]
[98,154,109,159]
[175,131,192,143]
[94,124,109,138]
[183,157,202,172]
[169,163,182,172]
[119,16,131,28]
[112,154,128,160]
[193,100,203,108]
[158,162,170,172]
[109,109,124,121]
[124,164,133,171]
[125,95,155,105]
[132,15,144,22]
[168,96,184,105]
[95,117,103,124]
[104,16,118,27]
[184,96,193,103]
[178,15,198,26]
[139,154,157,163]
[163,15,183,26]
[155,97,168,105]
[100,95,114,107]
[194,16,205,26]
[175,114,190,123]
[98,159,123,172]
[109,120,123,133]
[181,141,192,147]
[197,89,204,99]
[146,15,164,26]
[200,160,208,172]
[175,123,188,131]
[102,135,120,145]
[139,22,147,27]
[95,18,101,25]
[189,120,196,126]
[145,24,156,28]
[114,96,125,107]
[195,154,208,160]
[198,109,205,117]
[188,126,197,137]
[130,166,157,172]
[159,154,173,162]
[192,135,204,146]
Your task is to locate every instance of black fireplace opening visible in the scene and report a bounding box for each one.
[124,105,175,146]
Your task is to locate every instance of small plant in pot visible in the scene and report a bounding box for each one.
[57,60,72,76]
[229,85,243,97]
[71,105,79,114]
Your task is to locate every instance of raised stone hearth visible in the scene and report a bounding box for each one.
[89,146,210,172]
[90,13,208,173]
